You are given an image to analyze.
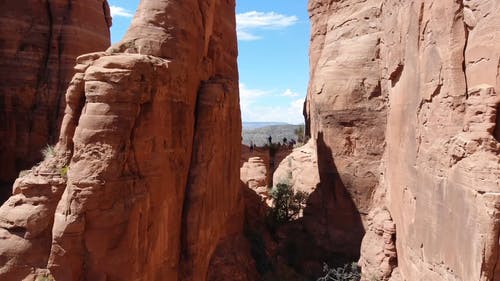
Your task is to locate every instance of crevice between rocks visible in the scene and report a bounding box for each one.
[494,103,500,142]
[389,64,404,87]
[461,2,469,97]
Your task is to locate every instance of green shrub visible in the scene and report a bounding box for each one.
[37,275,55,281]
[60,166,69,178]
[268,182,308,227]
[317,263,361,281]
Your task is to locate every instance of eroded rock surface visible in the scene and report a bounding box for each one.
[305,0,386,260]
[380,1,500,280]
[0,0,112,201]
[305,0,500,280]
[0,0,244,280]
[272,140,319,196]
[241,146,271,200]
[358,208,397,281]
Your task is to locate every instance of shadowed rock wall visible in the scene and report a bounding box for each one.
[0,0,111,202]
[305,0,386,260]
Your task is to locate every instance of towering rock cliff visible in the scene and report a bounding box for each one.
[0,0,112,202]
[0,0,244,280]
[305,0,386,260]
[380,1,500,280]
[304,0,500,280]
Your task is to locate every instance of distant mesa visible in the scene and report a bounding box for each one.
[242,121,291,130]
[242,123,304,147]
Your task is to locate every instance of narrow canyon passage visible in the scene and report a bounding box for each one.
[0,0,498,281]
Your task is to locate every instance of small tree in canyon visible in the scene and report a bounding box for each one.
[269,182,308,226]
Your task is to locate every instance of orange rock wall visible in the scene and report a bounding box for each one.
[0,0,243,280]
[306,0,500,280]
[305,0,387,258]
[0,0,111,201]
[382,1,500,280]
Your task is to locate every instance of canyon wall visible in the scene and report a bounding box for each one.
[305,0,386,260]
[305,0,500,280]
[0,0,112,201]
[0,0,245,280]
[381,1,500,280]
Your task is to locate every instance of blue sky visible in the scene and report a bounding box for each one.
[108,0,310,124]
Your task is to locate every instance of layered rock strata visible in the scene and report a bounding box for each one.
[305,0,500,280]
[0,0,243,280]
[0,0,112,201]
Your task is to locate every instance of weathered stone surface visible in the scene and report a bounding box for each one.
[358,208,397,281]
[273,140,319,196]
[207,235,261,281]
[240,145,295,205]
[0,162,66,280]
[380,1,500,280]
[0,0,111,202]
[305,0,500,280]
[0,0,244,280]
[241,149,270,199]
[305,0,386,260]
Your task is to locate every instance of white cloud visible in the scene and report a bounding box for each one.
[281,89,299,97]
[239,84,304,124]
[237,31,261,41]
[110,6,134,18]
[239,83,272,113]
[237,11,299,29]
[236,11,298,41]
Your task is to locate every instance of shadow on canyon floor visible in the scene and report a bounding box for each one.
[242,132,365,281]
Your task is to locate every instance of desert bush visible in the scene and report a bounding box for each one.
[268,182,308,226]
[317,262,361,281]
[37,275,55,281]
[60,165,69,178]
[41,145,55,160]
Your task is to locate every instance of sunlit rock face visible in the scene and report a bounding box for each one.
[305,0,386,261]
[305,0,500,280]
[0,0,112,202]
[380,1,500,280]
[0,0,246,280]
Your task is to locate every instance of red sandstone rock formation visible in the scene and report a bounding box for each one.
[272,140,319,198]
[380,1,500,280]
[240,145,295,205]
[305,0,500,280]
[0,0,112,201]
[241,145,271,200]
[305,0,386,260]
[0,0,244,280]
[358,208,397,280]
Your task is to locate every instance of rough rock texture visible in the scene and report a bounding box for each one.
[273,140,319,196]
[380,1,500,280]
[241,146,271,200]
[0,0,112,202]
[0,154,66,280]
[358,208,397,281]
[0,0,244,280]
[240,145,294,205]
[305,0,500,280]
[206,235,260,281]
[305,0,386,260]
